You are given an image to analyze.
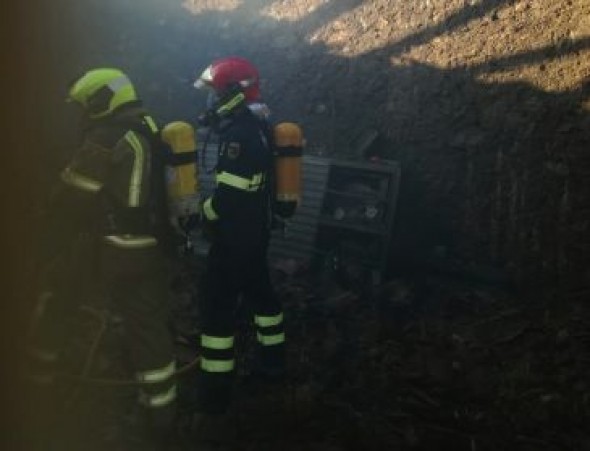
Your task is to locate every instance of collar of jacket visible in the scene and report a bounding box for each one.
[81,101,146,132]
[214,104,270,134]
[82,102,158,143]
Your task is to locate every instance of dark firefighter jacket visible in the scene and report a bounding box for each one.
[202,108,274,251]
[41,104,167,263]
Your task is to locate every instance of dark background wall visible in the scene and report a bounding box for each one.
[15,0,590,298]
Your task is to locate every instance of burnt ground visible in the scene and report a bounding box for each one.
[25,256,590,451]
[9,0,590,450]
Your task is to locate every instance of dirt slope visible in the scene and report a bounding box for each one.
[31,0,590,292]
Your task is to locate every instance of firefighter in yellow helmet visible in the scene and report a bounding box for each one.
[28,68,177,444]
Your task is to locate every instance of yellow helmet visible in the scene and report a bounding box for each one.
[67,68,138,119]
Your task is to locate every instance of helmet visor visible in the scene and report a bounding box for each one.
[193,78,208,90]
[194,65,213,90]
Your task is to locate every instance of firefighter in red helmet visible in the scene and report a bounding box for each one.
[192,56,286,415]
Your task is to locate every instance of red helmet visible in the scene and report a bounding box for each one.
[195,56,260,102]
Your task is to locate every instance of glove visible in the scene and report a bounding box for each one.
[178,214,200,235]
[197,110,218,128]
[176,214,201,255]
[199,197,220,243]
[201,217,218,243]
[199,207,218,243]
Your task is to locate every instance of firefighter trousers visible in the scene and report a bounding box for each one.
[101,243,177,430]
[29,242,177,436]
[196,242,285,414]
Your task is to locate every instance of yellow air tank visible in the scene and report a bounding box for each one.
[161,121,200,232]
[273,122,304,218]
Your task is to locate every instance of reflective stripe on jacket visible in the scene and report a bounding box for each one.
[58,109,161,240]
[204,109,273,249]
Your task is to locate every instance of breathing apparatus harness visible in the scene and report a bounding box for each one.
[197,83,247,174]
[195,84,302,237]
[80,106,174,244]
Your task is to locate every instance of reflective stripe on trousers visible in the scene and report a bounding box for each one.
[254,312,285,346]
[136,360,177,408]
[200,334,235,373]
[139,385,177,408]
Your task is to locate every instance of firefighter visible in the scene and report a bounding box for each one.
[192,56,286,415]
[28,68,177,442]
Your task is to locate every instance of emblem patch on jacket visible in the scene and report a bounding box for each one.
[226,142,241,159]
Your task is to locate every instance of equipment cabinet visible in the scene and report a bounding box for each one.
[315,159,400,285]
[270,157,400,288]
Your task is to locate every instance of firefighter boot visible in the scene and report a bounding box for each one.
[190,411,236,449]
[22,348,64,451]
[142,404,179,451]
[243,344,286,394]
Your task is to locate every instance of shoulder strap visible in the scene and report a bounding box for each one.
[115,112,175,243]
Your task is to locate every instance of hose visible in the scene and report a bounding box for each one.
[59,305,200,387]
